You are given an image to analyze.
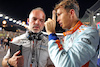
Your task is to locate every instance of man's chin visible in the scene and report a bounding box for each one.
[32,30,40,33]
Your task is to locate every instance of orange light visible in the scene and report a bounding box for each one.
[2,20,7,25]
[11,25,13,27]
[22,21,26,25]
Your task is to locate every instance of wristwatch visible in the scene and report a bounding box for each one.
[7,59,13,67]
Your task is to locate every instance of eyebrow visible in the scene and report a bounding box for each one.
[32,17,45,21]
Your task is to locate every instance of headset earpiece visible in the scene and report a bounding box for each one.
[27,31,43,40]
[36,32,43,40]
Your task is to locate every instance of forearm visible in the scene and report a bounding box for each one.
[2,58,9,67]
[48,34,67,67]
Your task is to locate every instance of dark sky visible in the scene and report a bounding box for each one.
[0,0,98,22]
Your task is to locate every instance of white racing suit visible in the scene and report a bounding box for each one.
[48,21,99,67]
[3,31,53,67]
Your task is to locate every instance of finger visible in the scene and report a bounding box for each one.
[44,18,51,26]
[44,21,49,30]
[52,10,56,21]
[47,18,51,21]
[14,50,21,56]
[44,21,47,26]
[17,55,24,59]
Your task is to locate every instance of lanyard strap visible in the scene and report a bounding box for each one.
[31,39,39,67]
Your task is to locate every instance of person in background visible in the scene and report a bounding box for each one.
[4,34,11,50]
[44,0,99,67]
[2,7,54,67]
[0,36,4,49]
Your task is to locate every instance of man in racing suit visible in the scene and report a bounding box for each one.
[44,0,99,67]
[2,7,54,67]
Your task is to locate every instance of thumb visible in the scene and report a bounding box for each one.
[14,50,21,56]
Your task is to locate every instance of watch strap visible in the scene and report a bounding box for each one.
[7,59,13,67]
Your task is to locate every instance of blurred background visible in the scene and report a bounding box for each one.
[0,0,99,37]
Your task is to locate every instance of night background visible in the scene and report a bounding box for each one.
[0,0,98,32]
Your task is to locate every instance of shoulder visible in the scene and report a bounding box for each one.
[75,25,99,41]
[79,25,98,34]
[41,35,48,46]
[43,35,48,40]
[11,33,28,43]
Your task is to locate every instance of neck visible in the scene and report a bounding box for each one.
[70,19,79,29]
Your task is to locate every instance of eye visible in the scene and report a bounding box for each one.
[57,13,61,16]
[32,17,37,21]
[40,19,44,23]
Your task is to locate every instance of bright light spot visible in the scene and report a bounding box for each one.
[13,20,17,23]
[19,22,22,25]
[24,24,29,28]
[22,21,26,25]
[0,14,3,17]
[93,16,96,18]
[16,21,20,24]
[2,25,6,27]
[5,16,9,19]
[9,18,13,21]
[97,13,100,16]
[0,27,2,31]
[2,20,7,24]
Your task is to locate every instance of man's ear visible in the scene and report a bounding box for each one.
[70,9,75,16]
[69,9,75,18]
[27,18,29,24]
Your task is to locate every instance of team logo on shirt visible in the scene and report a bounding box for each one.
[81,38,91,44]
[85,34,95,39]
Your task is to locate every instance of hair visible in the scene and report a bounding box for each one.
[54,0,80,18]
[29,7,46,20]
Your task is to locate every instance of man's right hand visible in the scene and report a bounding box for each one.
[44,10,56,35]
[8,50,24,67]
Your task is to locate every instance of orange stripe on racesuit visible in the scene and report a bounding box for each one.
[63,21,83,36]
[56,40,63,51]
[56,39,60,43]
[82,61,89,67]
[84,25,88,27]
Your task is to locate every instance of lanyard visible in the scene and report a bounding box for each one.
[31,39,40,67]
[31,40,36,63]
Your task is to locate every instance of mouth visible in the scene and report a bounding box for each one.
[59,22,62,27]
[60,24,62,27]
[33,26,39,29]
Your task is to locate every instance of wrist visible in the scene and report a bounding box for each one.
[47,31,56,35]
[48,33,59,41]
[7,59,13,67]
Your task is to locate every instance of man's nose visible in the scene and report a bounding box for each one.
[57,17,59,22]
[35,20,39,24]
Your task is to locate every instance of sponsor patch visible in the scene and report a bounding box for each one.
[81,38,91,44]
[85,34,95,39]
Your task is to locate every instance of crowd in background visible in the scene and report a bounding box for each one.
[0,34,11,51]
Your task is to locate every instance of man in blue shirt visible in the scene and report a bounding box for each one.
[45,0,99,67]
